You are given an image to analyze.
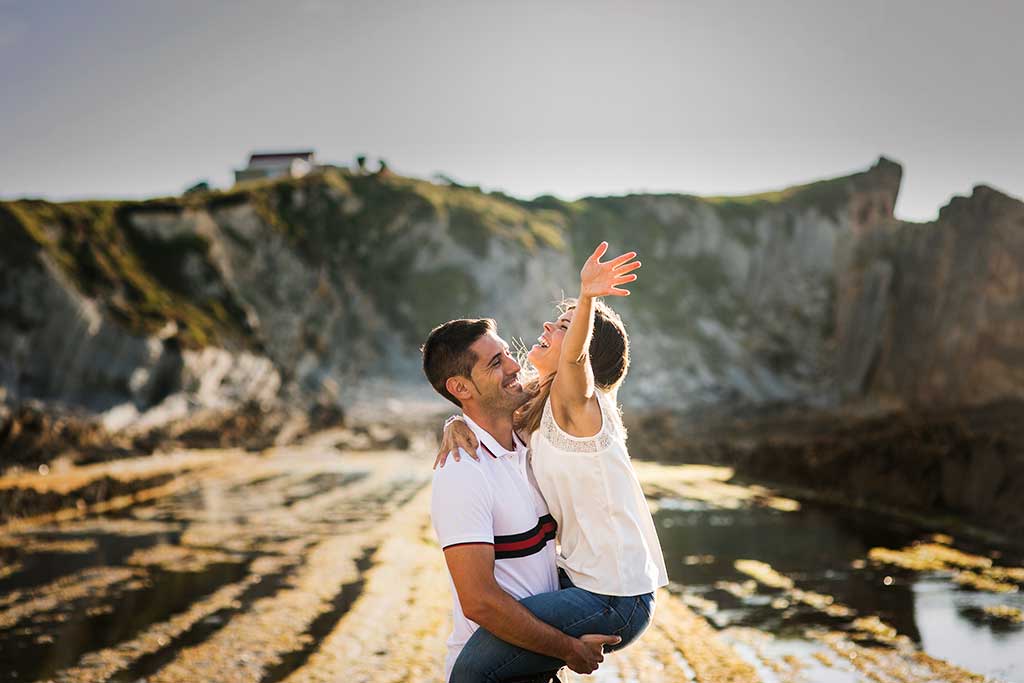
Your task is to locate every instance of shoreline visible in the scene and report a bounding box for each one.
[626,397,1024,546]
[4,396,1023,546]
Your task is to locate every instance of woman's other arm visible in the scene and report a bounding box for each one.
[434,416,480,469]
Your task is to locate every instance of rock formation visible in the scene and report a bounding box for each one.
[837,184,1024,408]
[0,158,1020,429]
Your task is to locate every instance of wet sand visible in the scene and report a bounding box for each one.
[0,431,1018,682]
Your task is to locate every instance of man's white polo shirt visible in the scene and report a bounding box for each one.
[430,415,559,682]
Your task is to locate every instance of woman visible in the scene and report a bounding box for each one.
[437,242,668,681]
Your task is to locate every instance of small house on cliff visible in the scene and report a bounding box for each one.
[234,150,316,184]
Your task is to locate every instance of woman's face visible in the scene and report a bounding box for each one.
[527,309,575,375]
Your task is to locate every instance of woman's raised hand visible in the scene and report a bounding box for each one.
[434,416,480,469]
[580,242,641,298]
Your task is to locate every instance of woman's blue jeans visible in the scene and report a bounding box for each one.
[449,570,655,683]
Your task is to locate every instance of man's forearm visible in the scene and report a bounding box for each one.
[469,589,575,661]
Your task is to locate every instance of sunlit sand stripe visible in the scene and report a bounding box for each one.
[734,559,856,618]
[633,461,800,511]
[587,624,680,683]
[177,463,417,550]
[633,462,736,484]
[98,458,310,523]
[868,541,1021,593]
[0,561,22,580]
[982,605,1023,623]
[0,475,195,533]
[0,449,243,493]
[0,593,22,613]
[810,633,900,683]
[909,653,992,683]
[679,592,718,613]
[734,560,794,589]
[984,566,1024,583]
[952,570,1018,593]
[0,538,97,554]
[812,650,834,667]
[607,641,660,682]
[49,518,177,537]
[293,478,419,523]
[868,543,993,572]
[636,627,696,682]
[145,472,429,683]
[720,626,791,683]
[0,450,293,533]
[0,566,141,630]
[281,486,449,683]
[0,456,272,534]
[125,544,246,572]
[810,630,991,683]
[45,554,294,683]
[650,590,761,683]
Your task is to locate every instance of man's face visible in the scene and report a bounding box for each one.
[465,331,528,413]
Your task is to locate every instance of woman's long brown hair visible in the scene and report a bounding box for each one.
[514,298,630,436]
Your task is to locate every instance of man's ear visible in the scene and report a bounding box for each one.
[445,376,474,403]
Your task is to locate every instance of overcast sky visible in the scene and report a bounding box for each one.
[1,0,1021,221]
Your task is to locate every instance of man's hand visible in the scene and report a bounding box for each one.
[564,634,622,674]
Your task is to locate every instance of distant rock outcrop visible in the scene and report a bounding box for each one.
[838,184,1024,408]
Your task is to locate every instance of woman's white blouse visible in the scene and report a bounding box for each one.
[529,389,669,596]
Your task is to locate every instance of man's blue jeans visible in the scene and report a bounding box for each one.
[449,571,655,683]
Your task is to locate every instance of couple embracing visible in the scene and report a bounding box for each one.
[421,243,668,682]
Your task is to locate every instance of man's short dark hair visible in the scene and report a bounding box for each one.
[421,318,496,407]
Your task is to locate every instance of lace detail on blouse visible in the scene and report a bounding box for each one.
[539,396,614,453]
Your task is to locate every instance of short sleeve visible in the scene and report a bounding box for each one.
[430,449,495,549]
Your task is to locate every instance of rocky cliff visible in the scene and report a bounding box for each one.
[1,158,1021,434]
[837,184,1024,407]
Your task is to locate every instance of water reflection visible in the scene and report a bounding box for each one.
[914,576,1023,681]
[654,498,1024,680]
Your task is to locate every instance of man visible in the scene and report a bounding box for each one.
[422,318,619,682]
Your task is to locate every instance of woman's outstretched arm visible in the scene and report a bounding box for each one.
[550,242,639,431]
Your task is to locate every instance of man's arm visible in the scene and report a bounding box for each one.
[444,543,618,674]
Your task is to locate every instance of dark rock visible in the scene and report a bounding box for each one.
[627,400,1024,538]
[0,472,174,523]
[0,400,133,474]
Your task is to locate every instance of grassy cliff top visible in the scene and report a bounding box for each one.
[1,159,902,349]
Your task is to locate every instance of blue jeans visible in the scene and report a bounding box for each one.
[449,570,655,683]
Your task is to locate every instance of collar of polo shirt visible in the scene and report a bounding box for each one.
[462,414,526,458]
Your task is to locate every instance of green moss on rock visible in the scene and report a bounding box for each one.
[0,198,245,348]
[1,160,892,361]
